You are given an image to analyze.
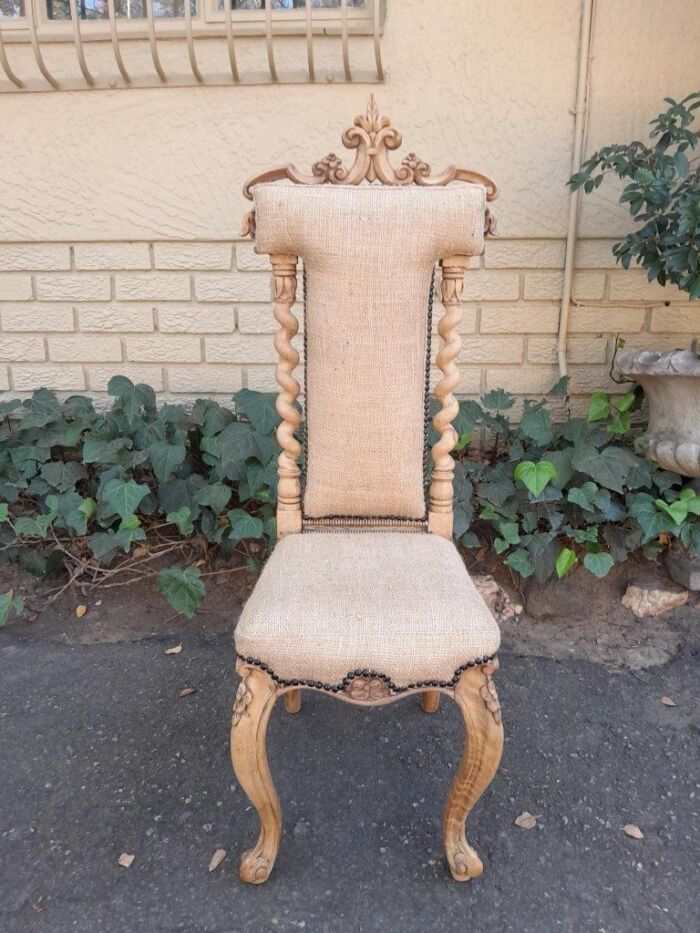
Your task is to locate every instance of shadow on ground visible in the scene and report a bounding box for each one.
[1,628,698,933]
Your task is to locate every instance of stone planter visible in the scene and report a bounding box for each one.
[616,347,700,477]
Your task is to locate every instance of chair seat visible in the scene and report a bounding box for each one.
[234,532,500,692]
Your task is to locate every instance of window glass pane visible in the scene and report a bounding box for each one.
[44,0,196,18]
[223,1,366,9]
[0,0,25,17]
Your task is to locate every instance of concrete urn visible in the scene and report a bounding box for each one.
[616,346,700,478]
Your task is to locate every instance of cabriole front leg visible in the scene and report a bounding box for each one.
[230,662,281,884]
[443,660,504,881]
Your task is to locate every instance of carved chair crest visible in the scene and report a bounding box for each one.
[242,94,497,236]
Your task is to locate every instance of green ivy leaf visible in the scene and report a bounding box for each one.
[460,531,480,549]
[148,441,187,483]
[234,389,281,435]
[497,521,520,545]
[513,459,558,497]
[679,488,700,515]
[606,411,631,435]
[586,392,610,422]
[0,503,8,522]
[567,484,597,512]
[556,547,577,578]
[519,404,553,446]
[79,497,97,518]
[201,422,256,477]
[526,532,559,582]
[616,391,637,413]
[493,537,510,555]
[82,437,131,465]
[114,517,147,553]
[167,507,195,536]
[156,566,205,620]
[40,460,87,492]
[583,551,615,577]
[14,513,55,539]
[481,388,515,411]
[227,508,264,543]
[87,531,119,564]
[108,375,156,425]
[195,483,232,515]
[505,548,535,579]
[547,376,570,397]
[628,492,673,543]
[572,445,640,493]
[0,590,23,626]
[655,498,688,525]
[103,478,150,522]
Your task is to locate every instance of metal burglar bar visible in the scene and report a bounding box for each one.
[0,0,385,90]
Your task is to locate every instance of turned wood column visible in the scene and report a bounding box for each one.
[271,253,302,538]
[428,255,469,539]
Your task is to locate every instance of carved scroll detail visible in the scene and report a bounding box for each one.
[243,95,498,203]
[344,675,392,701]
[479,659,502,726]
[271,253,301,538]
[428,257,469,538]
[232,676,253,728]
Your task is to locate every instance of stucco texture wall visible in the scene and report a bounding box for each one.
[0,0,699,407]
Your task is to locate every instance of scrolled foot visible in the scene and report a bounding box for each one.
[239,847,275,885]
[447,840,483,881]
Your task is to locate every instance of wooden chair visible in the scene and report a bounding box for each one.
[231,97,502,884]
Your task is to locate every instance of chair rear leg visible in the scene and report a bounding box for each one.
[231,663,281,884]
[284,689,302,714]
[420,690,440,713]
[443,661,504,881]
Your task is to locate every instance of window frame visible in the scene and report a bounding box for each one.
[0,0,382,38]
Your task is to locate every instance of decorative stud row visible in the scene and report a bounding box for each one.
[236,652,499,698]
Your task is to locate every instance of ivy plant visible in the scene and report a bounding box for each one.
[0,377,694,619]
[569,91,700,301]
[0,379,282,618]
[444,379,699,583]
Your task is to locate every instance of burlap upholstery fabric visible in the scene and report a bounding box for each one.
[234,532,500,687]
[252,183,486,519]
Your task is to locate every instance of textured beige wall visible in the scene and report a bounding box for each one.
[0,0,699,405]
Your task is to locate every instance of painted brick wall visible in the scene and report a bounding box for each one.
[0,238,692,410]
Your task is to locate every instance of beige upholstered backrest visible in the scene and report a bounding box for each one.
[253,183,486,520]
[242,97,496,538]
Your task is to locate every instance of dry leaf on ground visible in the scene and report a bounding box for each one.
[75,605,87,619]
[165,645,183,655]
[208,849,227,872]
[514,811,541,830]
[179,687,197,698]
[661,696,677,707]
[118,853,135,868]
[622,824,644,840]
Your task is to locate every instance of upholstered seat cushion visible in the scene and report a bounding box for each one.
[234,532,500,690]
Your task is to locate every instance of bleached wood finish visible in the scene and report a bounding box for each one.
[444,661,504,881]
[243,94,498,203]
[420,690,441,713]
[232,98,503,886]
[284,688,302,714]
[271,253,302,539]
[428,256,469,538]
[230,662,281,884]
[232,659,503,883]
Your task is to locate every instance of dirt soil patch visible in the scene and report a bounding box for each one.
[465,553,700,670]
